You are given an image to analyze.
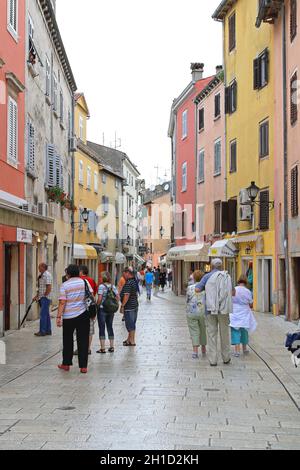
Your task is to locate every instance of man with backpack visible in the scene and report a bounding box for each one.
[97,271,120,354]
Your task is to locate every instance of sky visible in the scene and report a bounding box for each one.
[57,0,223,187]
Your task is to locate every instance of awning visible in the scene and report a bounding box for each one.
[209,240,238,258]
[231,235,259,244]
[74,244,98,260]
[116,252,126,265]
[167,243,210,262]
[100,252,115,263]
[134,254,145,265]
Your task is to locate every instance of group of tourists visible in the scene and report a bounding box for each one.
[140,267,172,301]
[186,258,257,366]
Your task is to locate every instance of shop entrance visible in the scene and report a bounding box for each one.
[257,258,273,313]
[4,244,20,331]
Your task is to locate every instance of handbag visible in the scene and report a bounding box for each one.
[83,280,97,319]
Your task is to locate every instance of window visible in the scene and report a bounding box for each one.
[182,162,187,192]
[198,150,205,183]
[291,166,299,217]
[253,49,269,90]
[259,190,270,230]
[45,56,51,97]
[215,93,221,118]
[46,144,63,189]
[291,72,298,125]
[225,80,237,114]
[28,15,36,65]
[8,0,18,37]
[182,110,188,139]
[102,173,107,184]
[115,200,119,218]
[53,73,58,112]
[230,139,237,173]
[214,201,222,235]
[94,171,98,193]
[182,211,186,238]
[7,97,18,163]
[115,178,119,189]
[79,115,84,140]
[291,0,297,42]
[228,12,236,52]
[79,160,84,185]
[59,90,64,123]
[214,139,222,176]
[87,166,91,189]
[199,108,204,131]
[259,120,269,158]
[27,118,35,172]
[102,196,109,215]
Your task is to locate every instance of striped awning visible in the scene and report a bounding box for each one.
[167,244,210,262]
[73,244,98,260]
[231,235,259,244]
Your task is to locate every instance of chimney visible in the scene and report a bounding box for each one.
[216,65,223,75]
[191,63,204,82]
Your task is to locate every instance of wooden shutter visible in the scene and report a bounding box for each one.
[291,166,299,217]
[291,0,297,42]
[230,140,237,172]
[46,144,55,187]
[222,200,237,234]
[8,97,18,162]
[199,108,204,130]
[28,121,35,170]
[253,57,260,90]
[88,210,94,232]
[46,58,51,96]
[229,12,236,52]
[214,201,221,234]
[263,49,269,85]
[259,190,270,230]
[225,86,230,114]
[215,94,220,118]
[232,81,237,112]
[291,72,298,125]
[259,121,269,158]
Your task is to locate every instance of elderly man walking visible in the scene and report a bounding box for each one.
[196,258,232,367]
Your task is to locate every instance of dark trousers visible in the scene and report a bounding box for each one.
[97,308,114,340]
[62,311,90,368]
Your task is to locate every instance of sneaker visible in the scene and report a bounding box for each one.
[58,365,70,372]
[233,352,240,358]
[192,353,199,360]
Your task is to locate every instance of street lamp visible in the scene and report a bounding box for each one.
[247,182,260,203]
[81,208,89,223]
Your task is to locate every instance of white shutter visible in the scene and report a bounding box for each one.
[46,57,51,96]
[79,160,83,184]
[60,90,64,122]
[60,161,64,190]
[94,171,98,193]
[27,120,35,171]
[46,144,55,187]
[55,155,61,187]
[8,97,18,162]
[94,213,99,232]
[88,210,94,231]
[87,166,91,189]
[9,0,17,33]
[53,73,58,111]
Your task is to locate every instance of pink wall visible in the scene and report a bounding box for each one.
[0,0,26,199]
[175,76,214,247]
[196,80,225,239]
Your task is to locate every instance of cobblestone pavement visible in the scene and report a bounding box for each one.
[0,290,300,450]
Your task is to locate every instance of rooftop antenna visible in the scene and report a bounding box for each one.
[102,133,105,146]
[154,165,160,185]
[114,132,122,149]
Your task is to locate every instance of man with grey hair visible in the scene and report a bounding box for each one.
[195,258,232,366]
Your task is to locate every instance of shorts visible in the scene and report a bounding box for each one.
[231,327,249,345]
[89,318,95,336]
[124,308,138,332]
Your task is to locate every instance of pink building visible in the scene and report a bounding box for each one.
[272,0,300,319]
[168,64,214,294]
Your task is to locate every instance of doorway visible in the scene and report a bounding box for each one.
[291,257,300,320]
[257,258,273,313]
[4,245,12,331]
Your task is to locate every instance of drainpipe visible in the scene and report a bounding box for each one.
[282,5,290,321]
[71,94,75,263]
[194,99,198,241]
[222,20,228,203]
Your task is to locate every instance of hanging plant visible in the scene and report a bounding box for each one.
[47,187,76,211]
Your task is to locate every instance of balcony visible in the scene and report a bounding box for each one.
[256,0,284,27]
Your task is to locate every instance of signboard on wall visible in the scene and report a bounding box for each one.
[17,228,32,244]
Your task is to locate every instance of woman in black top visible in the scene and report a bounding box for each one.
[159,270,167,292]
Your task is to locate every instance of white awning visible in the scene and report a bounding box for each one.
[167,243,210,262]
[115,252,126,265]
[134,254,145,265]
[74,244,98,260]
[100,252,115,263]
[231,235,259,244]
[0,190,28,207]
[209,240,238,258]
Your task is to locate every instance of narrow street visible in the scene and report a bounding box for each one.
[0,290,300,450]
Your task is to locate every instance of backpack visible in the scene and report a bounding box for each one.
[102,286,119,314]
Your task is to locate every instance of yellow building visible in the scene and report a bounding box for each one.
[212,0,276,313]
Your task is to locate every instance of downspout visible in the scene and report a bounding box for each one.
[71,94,75,263]
[282,4,290,321]
[223,19,228,203]
[194,99,198,241]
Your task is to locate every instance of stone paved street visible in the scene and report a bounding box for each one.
[1,290,300,450]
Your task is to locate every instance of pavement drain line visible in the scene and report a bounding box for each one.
[249,343,300,412]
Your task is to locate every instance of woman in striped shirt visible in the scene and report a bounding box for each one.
[57,265,93,374]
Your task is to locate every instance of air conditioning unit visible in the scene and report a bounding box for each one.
[240,205,252,221]
[239,189,251,205]
[38,203,49,217]
[31,205,38,214]
[22,203,38,214]
[69,136,77,152]
[22,204,29,212]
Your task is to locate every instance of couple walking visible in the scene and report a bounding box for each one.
[186,258,257,366]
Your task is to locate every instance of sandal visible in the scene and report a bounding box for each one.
[97,349,106,354]
[123,341,136,347]
[108,347,115,353]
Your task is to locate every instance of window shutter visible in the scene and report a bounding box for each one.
[230,140,237,172]
[9,0,17,32]
[199,108,204,130]
[232,81,237,112]
[46,144,55,187]
[88,210,94,232]
[221,202,229,233]
[55,155,61,188]
[60,161,64,190]
[60,90,64,122]
[264,49,269,85]
[229,13,236,52]
[291,72,298,125]
[46,58,51,96]
[28,121,35,170]
[222,201,237,234]
[291,0,297,42]
[79,160,83,184]
[253,57,260,90]
[8,97,18,162]
[215,94,221,118]
[259,190,270,230]
[291,166,299,217]
[225,86,230,114]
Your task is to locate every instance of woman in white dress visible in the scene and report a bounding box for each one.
[230,275,257,357]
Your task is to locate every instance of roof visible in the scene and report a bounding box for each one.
[212,0,237,21]
[78,141,124,180]
[75,93,90,118]
[39,0,77,92]
[194,72,224,104]
[143,182,171,205]
[87,141,140,177]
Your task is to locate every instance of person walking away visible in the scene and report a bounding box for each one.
[186,271,207,359]
[73,266,97,356]
[34,263,52,337]
[159,269,167,292]
[57,265,93,374]
[145,269,154,301]
[154,268,160,293]
[97,272,120,354]
[121,268,139,346]
[196,258,232,367]
[167,269,173,289]
[230,275,257,357]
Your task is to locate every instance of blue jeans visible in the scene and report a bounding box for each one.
[39,298,51,334]
[97,308,114,340]
[124,308,138,333]
[146,284,152,298]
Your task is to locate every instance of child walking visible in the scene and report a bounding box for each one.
[186,271,207,359]
[230,275,257,357]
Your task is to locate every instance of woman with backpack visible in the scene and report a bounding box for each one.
[97,272,120,354]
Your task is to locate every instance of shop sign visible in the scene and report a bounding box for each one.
[17,228,32,244]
